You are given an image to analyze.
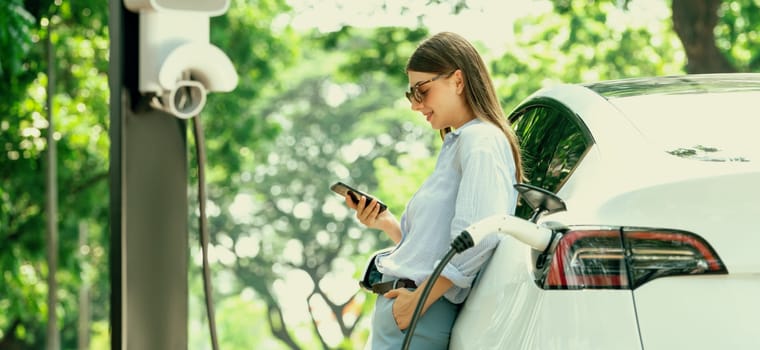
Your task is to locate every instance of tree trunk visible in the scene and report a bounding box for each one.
[78,221,90,350]
[45,21,60,350]
[672,0,736,73]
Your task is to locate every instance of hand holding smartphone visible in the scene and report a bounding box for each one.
[330,182,387,213]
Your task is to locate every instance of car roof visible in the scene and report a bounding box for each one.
[511,73,760,164]
[582,73,760,99]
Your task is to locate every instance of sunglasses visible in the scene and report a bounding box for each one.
[405,70,456,104]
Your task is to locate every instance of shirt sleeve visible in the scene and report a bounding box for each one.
[437,137,517,301]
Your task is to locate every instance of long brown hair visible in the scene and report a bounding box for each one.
[406,32,524,183]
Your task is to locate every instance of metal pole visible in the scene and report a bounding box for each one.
[110,2,189,349]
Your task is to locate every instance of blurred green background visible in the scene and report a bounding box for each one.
[1,0,759,348]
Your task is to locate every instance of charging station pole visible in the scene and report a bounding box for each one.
[109,2,189,349]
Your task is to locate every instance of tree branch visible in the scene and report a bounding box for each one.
[306,293,331,349]
[266,302,301,350]
[69,171,109,195]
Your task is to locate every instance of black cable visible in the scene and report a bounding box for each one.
[401,231,475,350]
[192,115,220,350]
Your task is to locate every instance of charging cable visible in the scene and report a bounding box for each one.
[192,114,220,350]
[401,231,476,350]
[401,184,562,349]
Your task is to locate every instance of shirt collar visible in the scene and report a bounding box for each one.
[447,118,481,138]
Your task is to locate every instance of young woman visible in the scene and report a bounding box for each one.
[345,31,524,349]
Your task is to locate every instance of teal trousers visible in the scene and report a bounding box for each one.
[366,278,460,350]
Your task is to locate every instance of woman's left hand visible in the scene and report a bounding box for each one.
[384,276,453,330]
[384,288,421,330]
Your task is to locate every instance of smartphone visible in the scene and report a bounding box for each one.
[330,182,387,213]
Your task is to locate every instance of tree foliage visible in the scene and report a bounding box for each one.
[713,0,760,71]
[187,36,438,348]
[1,0,110,348]
[545,0,760,74]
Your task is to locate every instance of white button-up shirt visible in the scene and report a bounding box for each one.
[376,118,518,303]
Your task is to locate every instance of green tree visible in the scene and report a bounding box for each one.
[1,1,110,348]
[490,0,685,112]
[543,0,760,74]
[0,0,299,348]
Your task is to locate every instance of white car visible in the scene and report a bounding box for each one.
[449,74,760,349]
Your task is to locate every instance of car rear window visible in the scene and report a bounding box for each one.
[607,91,760,163]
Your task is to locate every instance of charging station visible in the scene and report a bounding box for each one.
[109,1,237,348]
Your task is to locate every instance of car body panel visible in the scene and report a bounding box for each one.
[554,146,760,272]
[634,275,760,349]
[530,80,760,273]
[449,74,760,349]
[450,238,641,350]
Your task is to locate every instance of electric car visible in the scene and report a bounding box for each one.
[449,74,760,349]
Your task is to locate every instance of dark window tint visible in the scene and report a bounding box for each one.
[511,103,591,219]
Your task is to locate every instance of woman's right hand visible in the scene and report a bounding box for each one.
[344,194,401,242]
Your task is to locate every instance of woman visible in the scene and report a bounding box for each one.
[346,31,524,349]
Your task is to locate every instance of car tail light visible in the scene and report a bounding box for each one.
[543,227,727,290]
